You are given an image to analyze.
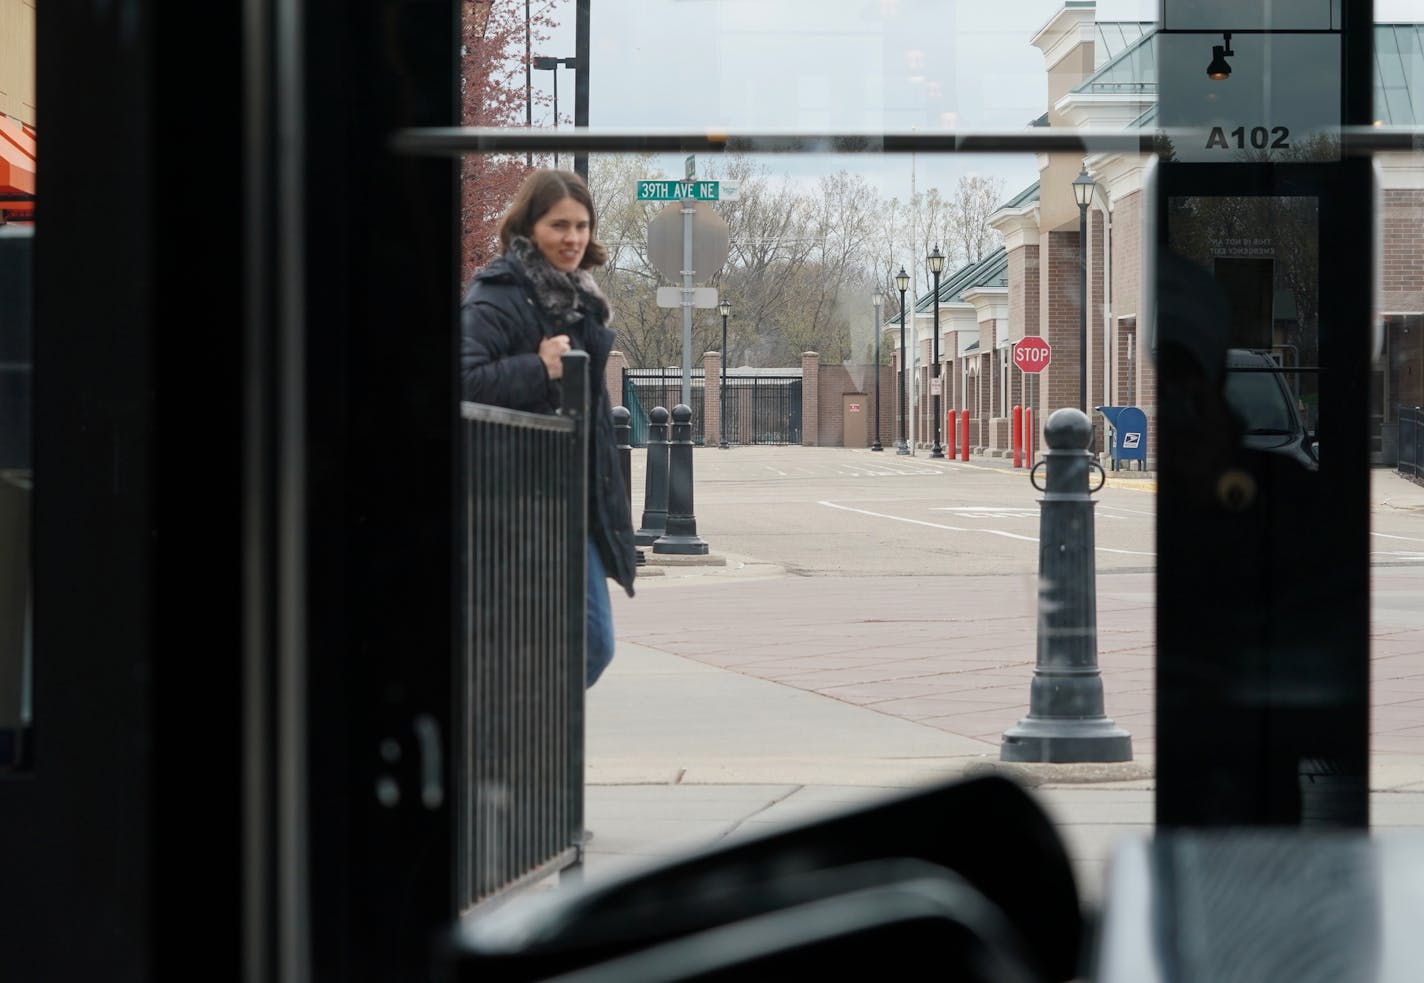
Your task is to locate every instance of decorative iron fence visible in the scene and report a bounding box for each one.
[623,368,705,446]
[621,368,803,446]
[457,352,588,911]
[723,374,802,445]
[1398,405,1424,480]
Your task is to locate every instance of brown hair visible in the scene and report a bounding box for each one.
[498,168,608,269]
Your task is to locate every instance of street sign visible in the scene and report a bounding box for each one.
[636,180,735,202]
[647,201,730,284]
[1013,338,1052,374]
[685,154,695,179]
[655,286,719,309]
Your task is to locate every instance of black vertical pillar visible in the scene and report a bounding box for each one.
[1154,0,1373,828]
[573,0,590,180]
[302,0,459,977]
[8,2,246,979]
[1001,409,1131,763]
[636,406,671,545]
[653,404,709,555]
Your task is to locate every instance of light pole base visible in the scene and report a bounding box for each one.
[895,440,909,455]
[870,441,883,452]
[930,445,945,459]
[999,716,1133,763]
[651,534,710,556]
[718,439,728,449]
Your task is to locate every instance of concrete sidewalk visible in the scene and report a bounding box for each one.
[582,639,1156,904]
[569,461,1424,909]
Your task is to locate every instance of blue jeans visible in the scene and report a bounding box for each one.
[585,537,615,688]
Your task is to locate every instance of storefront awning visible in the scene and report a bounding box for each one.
[1,116,36,222]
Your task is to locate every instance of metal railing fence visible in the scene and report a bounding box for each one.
[723,375,802,445]
[623,368,706,446]
[1398,405,1424,480]
[457,352,589,911]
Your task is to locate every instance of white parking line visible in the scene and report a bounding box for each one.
[1370,550,1424,560]
[819,500,1157,556]
[1372,532,1424,544]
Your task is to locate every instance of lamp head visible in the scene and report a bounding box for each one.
[895,266,910,293]
[718,299,731,318]
[1206,33,1233,80]
[872,290,883,312]
[928,244,945,275]
[1072,167,1095,209]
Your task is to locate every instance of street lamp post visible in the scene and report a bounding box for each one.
[895,266,910,455]
[718,298,731,449]
[928,244,946,459]
[524,0,532,167]
[1072,167,1095,415]
[532,56,578,168]
[871,290,884,451]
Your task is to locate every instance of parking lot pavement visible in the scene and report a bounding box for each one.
[570,450,1424,903]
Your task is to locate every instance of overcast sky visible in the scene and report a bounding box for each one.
[526,2,1127,206]
[534,0,1419,204]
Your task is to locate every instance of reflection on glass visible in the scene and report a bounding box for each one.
[0,224,32,774]
[1167,194,1320,468]
[1,0,36,776]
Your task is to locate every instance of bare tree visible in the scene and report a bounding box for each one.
[459,0,559,285]
[585,153,682,367]
[948,174,1007,266]
[581,152,1015,369]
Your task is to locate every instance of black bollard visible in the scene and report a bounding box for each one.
[635,406,670,546]
[1001,407,1132,763]
[653,404,709,555]
[612,406,646,566]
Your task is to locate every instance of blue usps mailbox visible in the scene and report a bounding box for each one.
[1095,405,1148,471]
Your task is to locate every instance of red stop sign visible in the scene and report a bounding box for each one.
[1013,337,1052,374]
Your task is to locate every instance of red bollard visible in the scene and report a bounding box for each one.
[1024,407,1034,467]
[960,411,970,461]
[1013,404,1025,470]
[946,409,957,457]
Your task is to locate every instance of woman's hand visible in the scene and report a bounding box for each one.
[539,334,572,378]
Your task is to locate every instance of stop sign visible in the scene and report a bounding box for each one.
[1013,337,1052,374]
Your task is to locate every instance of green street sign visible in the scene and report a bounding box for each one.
[636,180,725,202]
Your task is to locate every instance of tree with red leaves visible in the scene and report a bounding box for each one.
[460,1,559,286]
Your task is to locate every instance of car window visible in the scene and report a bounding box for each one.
[1223,369,1296,432]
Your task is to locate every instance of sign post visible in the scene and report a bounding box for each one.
[680,158,694,406]
[646,200,730,409]
[1014,338,1051,467]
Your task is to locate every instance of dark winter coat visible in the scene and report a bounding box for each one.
[460,252,637,597]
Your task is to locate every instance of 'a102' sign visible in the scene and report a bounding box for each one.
[1013,338,1051,374]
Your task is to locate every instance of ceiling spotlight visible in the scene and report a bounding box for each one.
[1207,32,1234,80]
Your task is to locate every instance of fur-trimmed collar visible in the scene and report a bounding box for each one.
[506,236,610,327]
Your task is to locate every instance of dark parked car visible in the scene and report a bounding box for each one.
[1222,348,1318,471]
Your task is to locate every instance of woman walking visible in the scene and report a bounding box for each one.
[461,168,636,687]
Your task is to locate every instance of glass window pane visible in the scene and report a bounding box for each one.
[458,0,1424,906]
[0,0,35,775]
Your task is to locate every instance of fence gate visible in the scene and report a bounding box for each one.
[622,367,705,446]
[724,374,802,445]
[621,367,802,446]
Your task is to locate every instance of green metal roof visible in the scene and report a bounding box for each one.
[1000,181,1041,211]
[1376,24,1424,126]
[1076,28,1155,95]
[1066,23,1424,126]
[1094,22,1155,70]
[913,247,1010,314]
